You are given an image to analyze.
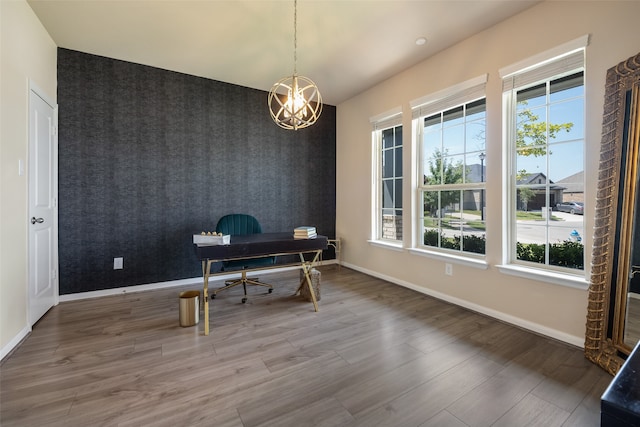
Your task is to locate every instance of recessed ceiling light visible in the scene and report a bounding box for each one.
[415,37,427,46]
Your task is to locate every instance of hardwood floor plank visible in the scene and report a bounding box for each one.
[0,266,613,427]
[492,393,570,427]
[530,347,606,412]
[446,340,571,426]
[420,410,469,427]
[252,396,355,427]
[351,354,505,427]
[336,339,484,418]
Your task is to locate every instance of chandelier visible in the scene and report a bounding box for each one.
[268,0,322,130]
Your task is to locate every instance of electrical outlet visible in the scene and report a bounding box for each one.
[445,263,453,276]
[114,257,123,270]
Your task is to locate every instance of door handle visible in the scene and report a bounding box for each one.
[31,217,44,224]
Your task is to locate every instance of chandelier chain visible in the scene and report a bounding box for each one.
[293,0,297,75]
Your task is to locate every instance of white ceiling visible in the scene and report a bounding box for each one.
[27,0,540,105]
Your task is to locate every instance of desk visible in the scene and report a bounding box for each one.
[194,232,328,335]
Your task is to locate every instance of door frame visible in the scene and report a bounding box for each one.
[28,80,59,326]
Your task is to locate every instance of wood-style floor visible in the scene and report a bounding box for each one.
[1,266,612,426]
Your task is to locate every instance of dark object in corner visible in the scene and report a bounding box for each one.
[601,341,640,426]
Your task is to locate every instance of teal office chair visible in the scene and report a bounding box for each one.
[213,214,275,303]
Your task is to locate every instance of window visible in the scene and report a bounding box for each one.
[371,111,403,242]
[412,76,487,255]
[503,47,585,272]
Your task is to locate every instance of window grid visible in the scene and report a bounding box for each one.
[508,70,585,272]
[379,125,403,241]
[419,99,486,255]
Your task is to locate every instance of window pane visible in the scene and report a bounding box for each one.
[394,147,402,177]
[442,123,465,155]
[517,105,548,149]
[550,72,584,101]
[549,98,584,142]
[442,190,460,216]
[516,151,547,181]
[549,140,583,183]
[517,83,546,105]
[382,180,393,208]
[424,114,441,131]
[382,149,393,178]
[395,126,403,147]
[466,120,485,153]
[466,99,486,120]
[443,154,464,184]
[423,190,438,218]
[395,178,403,209]
[461,192,486,253]
[423,129,440,152]
[424,223,440,247]
[464,153,484,184]
[549,226,583,269]
[443,106,464,125]
[382,128,394,149]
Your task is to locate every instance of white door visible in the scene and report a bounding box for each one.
[28,84,58,326]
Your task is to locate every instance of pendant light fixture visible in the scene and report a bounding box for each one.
[268,0,322,130]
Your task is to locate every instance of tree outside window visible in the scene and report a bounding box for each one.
[511,71,585,270]
[420,99,486,255]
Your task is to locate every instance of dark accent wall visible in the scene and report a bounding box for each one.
[57,48,336,295]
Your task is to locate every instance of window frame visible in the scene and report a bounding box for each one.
[411,75,488,258]
[370,109,403,245]
[499,36,589,284]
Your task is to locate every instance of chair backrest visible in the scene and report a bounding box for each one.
[215,214,262,235]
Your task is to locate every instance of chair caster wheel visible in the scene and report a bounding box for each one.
[242,298,247,303]
[211,294,216,299]
[268,288,273,294]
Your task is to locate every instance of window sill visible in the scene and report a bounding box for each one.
[496,264,589,289]
[368,239,404,252]
[408,248,488,270]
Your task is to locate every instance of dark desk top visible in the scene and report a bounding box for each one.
[601,341,640,425]
[194,232,328,261]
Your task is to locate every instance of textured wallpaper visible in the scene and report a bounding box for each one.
[57,48,336,294]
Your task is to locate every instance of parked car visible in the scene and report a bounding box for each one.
[556,201,584,215]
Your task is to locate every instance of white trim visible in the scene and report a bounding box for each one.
[0,325,31,362]
[499,34,590,78]
[410,74,487,120]
[58,263,334,302]
[370,106,402,131]
[367,239,404,252]
[340,261,584,348]
[496,264,589,290]
[369,106,402,124]
[408,248,488,270]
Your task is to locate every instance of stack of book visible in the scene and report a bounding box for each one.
[294,226,317,239]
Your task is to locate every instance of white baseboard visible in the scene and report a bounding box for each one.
[1,325,31,362]
[58,262,339,302]
[340,261,585,348]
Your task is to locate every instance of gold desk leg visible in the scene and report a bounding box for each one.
[202,260,211,336]
[299,251,321,312]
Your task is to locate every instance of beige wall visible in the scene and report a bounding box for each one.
[0,0,57,357]
[336,1,640,345]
